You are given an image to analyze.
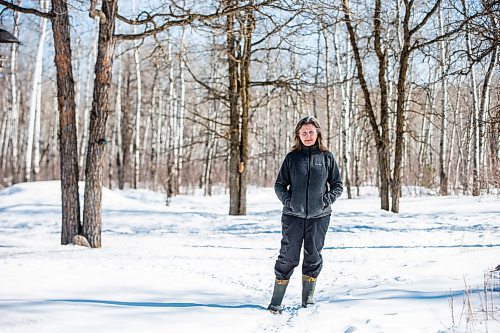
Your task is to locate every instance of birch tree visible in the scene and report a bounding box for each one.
[176,27,187,194]
[79,38,97,178]
[24,0,48,182]
[438,3,449,195]
[333,22,353,199]
[132,0,142,189]
[477,11,498,192]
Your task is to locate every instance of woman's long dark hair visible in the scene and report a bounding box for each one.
[291,116,328,152]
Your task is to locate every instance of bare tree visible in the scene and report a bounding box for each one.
[342,0,444,212]
[2,0,498,221]
[391,0,442,213]
[341,0,391,210]
[438,2,449,195]
[79,38,97,179]
[0,0,83,244]
[131,0,142,189]
[225,0,256,215]
[25,0,48,182]
[83,0,119,248]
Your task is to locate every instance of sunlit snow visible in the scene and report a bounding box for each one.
[0,181,499,332]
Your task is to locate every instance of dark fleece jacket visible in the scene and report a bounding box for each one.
[274,145,343,218]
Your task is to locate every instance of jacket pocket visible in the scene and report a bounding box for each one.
[322,194,329,208]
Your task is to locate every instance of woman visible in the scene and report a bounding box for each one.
[268,116,343,314]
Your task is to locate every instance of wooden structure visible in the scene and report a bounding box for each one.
[0,28,20,72]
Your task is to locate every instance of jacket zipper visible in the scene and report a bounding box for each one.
[305,148,311,218]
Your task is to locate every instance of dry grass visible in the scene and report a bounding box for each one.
[448,269,500,332]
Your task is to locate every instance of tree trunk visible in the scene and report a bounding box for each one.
[83,0,118,248]
[227,3,242,215]
[133,12,142,189]
[237,6,253,215]
[0,111,8,179]
[227,0,254,215]
[25,1,48,182]
[8,7,20,184]
[478,46,497,190]
[334,24,352,199]
[392,0,441,211]
[114,48,124,189]
[322,26,332,148]
[438,5,448,196]
[167,39,176,197]
[391,1,411,213]
[49,95,58,176]
[312,27,321,118]
[227,14,241,215]
[33,73,43,181]
[150,72,159,191]
[176,27,187,193]
[51,0,82,245]
[342,0,390,210]
[460,0,480,196]
[120,69,133,189]
[79,39,97,180]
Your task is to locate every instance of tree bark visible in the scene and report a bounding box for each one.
[176,28,187,194]
[392,0,441,212]
[8,7,20,184]
[342,0,390,210]
[83,0,118,248]
[25,1,48,182]
[334,25,352,199]
[120,69,133,189]
[79,39,97,180]
[114,48,124,189]
[237,5,253,215]
[322,25,332,148]
[51,0,82,244]
[227,2,242,215]
[391,1,411,213]
[132,2,142,189]
[479,45,497,190]
[227,0,254,215]
[460,0,480,196]
[438,4,449,196]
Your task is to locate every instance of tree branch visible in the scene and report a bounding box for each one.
[409,11,484,52]
[409,0,442,36]
[0,0,53,19]
[115,0,277,41]
[89,0,106,22]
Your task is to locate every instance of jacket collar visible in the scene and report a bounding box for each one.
[300,143,320,155]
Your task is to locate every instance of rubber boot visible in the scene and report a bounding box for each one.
[302,275,317,308]
[267,279,289,314]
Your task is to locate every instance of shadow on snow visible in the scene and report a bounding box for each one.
[0,299,267,310]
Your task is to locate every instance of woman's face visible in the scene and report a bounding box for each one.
[299,124,318,147]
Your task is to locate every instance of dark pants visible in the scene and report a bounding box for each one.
[274,214,331,280]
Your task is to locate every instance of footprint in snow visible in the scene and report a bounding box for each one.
[344,326,357,333]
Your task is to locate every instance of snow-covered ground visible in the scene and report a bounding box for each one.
[0,181,499,333]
